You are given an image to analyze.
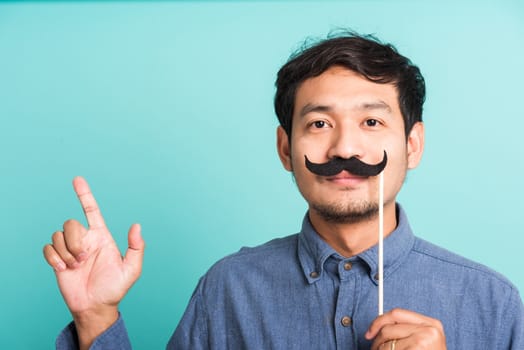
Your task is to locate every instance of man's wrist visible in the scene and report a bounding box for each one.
[73,306,119,350]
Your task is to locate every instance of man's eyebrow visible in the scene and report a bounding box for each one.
[298,104,332,118]
[354,100,392,113]
[298,100,392,118]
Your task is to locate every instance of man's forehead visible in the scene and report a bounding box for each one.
[294,68,399,116]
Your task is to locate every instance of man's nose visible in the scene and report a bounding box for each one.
[326,125,366,160]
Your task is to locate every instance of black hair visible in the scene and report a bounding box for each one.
[274,31,425,139]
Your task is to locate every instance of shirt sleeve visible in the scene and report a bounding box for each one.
[55,314,132,350]
[496,287,524,350]
[509,288,524,349]
[167,277,209,350]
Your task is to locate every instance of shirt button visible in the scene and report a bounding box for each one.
[341,316,352,327]
[343,262,352,271]
[310,271,319,278]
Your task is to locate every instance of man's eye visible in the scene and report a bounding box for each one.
[366,119,379,127]
[313,120,326,128]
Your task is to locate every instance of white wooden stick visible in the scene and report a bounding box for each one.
[378,171,384,316]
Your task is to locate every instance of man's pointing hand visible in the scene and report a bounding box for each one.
[43,177,145,350]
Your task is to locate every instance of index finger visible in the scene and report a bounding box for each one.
[73,176,106,229]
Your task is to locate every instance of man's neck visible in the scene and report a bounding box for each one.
[308,201,397,258]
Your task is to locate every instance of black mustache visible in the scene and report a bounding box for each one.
[304,151,388,177]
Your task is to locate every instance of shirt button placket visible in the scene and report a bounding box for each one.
[335,260,357,348]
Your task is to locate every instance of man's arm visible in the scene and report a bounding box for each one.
[56,314,132,350]
[43,177,145,350]
[167,277,209,350]
[500,288,524,349]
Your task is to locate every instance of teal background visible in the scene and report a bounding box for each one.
[1,0,523,348]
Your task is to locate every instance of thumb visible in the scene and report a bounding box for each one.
[123,223,145,282]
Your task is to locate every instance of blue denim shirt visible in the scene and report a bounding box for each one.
[57,205,524,349]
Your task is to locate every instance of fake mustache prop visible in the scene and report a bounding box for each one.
[304,150,388,177]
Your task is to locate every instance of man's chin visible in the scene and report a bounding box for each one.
[310,202,379,224]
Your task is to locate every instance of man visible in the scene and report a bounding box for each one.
[44,32,524,349]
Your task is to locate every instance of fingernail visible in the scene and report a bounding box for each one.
[77,252,87,261]
[55,262,66,272]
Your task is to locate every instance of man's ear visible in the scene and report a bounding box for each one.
[407,122,425,169]
[277,126,293,172]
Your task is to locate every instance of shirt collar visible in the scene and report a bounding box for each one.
[297,203,415,284]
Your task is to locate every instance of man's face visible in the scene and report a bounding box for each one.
[277,66,424,223]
